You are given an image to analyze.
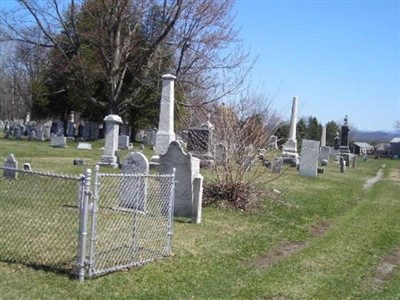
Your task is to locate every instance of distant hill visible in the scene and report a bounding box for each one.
[350,130,399,144]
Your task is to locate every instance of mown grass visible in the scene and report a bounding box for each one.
[0,135,399,299]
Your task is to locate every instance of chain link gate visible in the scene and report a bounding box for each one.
[85,166,175,278]
[1,165,175,282]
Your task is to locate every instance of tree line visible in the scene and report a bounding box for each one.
[0,0,250,131]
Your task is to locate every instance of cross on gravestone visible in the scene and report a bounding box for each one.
[3,154,18,179]
[119,152,149,211]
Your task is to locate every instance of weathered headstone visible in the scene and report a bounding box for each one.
[159,141,202,223]
[51,120,64,136]
[23,163,31,171]
[272,157,283,173]
[267,135,278,150]
[118,135,130,150]
[351,154,357,168]
[89,122,99,140]
[214,143,227,165]
[3,154,18,179]
[119,152,149,211]
[98,114,122,168]
[0,120,5,130]
[319,146,330,164]
[299,139,320,177]
[82,122,91,140]
[339,156,345,173]
[50,136,67,147]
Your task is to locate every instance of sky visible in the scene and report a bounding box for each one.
[234,0,400,131]
[0,0,398,131]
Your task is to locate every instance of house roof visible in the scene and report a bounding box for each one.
[390,137,400,143]
[353,142,374,149]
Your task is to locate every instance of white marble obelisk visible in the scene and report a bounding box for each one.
[321,125,326,147]
[154,74,176,156]
[282,96,299,165]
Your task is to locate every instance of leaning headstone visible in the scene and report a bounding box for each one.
[159,141,202,223]
[98,114,122,168]
[119,152,149,211]
[3,154,18,179]
[299,139,320,177]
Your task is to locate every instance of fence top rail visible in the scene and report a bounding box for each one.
[98,172,174,179]
[0,166,84,181]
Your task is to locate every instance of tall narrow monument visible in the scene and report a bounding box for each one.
[98,114,122,168]
[154,74,177,158]
[339,115,351,166]
[282,96,299,165]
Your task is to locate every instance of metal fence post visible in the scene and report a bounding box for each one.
[77,168,91,282]
[88,165,100,277]
[166,168,176,253]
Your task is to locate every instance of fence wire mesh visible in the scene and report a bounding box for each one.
[88,170,174,277]
[0,167,84,276]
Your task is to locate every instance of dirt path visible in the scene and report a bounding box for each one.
[363,166,385,190]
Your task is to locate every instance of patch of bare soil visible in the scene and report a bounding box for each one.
[363,168,384,190]
[250,241,307,268]
[309,219,331,237]
[369,248,400,292]
[388,169,400,185]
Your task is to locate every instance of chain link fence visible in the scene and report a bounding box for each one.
[0,165,175,281]
[0,166,84,276]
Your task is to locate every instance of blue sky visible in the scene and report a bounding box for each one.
[234,0,400,131]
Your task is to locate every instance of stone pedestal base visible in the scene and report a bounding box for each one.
[98,155,119,168]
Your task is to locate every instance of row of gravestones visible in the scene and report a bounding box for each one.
[2,140,203,224]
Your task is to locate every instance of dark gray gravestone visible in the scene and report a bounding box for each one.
[119,152,149,211]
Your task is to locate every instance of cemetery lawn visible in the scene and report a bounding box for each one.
[1,136,400,299]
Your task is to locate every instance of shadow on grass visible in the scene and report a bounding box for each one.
[2,259,78,280]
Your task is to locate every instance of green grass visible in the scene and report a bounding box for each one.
[1,135,400,299]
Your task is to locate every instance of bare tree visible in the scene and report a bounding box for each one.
[1,0,249,123]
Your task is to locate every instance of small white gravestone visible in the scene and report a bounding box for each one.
[299,139,320,177]
[50,136,67,147]
[77,143,92,150]
[119,152,149,211]
[159,141,203,223]
[3,154,18,179]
